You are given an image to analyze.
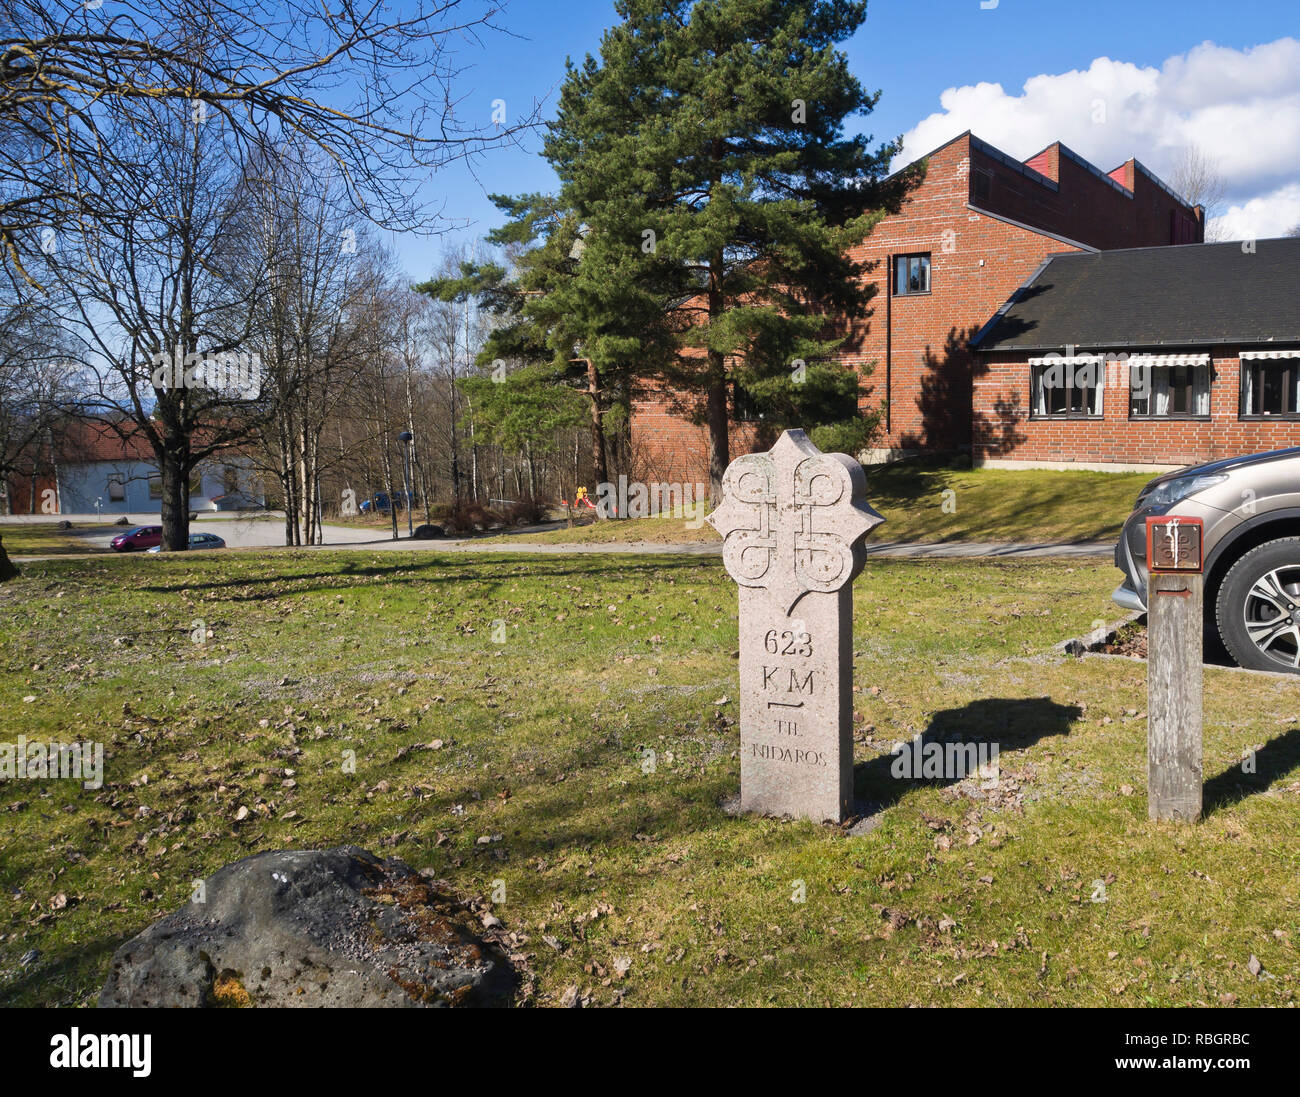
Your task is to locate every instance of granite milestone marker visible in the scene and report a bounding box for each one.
[707,430,883,823]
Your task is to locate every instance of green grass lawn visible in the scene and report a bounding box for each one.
[480,461,1155,547]
[0,550,1296,1007]
[0,523,115,557]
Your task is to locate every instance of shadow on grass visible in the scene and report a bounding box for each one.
[854,696,1083,811]
[131,553,714,602]
[0,934,124,1007]
[1203,726,1300,816]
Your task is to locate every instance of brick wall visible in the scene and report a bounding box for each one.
[973,350,1300,467]
[629,378,760,487]
[837,135,1084,453]
[630,131,1205,477]
[985,142,1200,251]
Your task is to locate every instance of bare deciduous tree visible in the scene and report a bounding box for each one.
[0,0,530,572]
[0,0,530,282]
[1169,145,1228,241]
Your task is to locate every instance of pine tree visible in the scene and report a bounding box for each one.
[546,0,916,498]
[419,192,678,496]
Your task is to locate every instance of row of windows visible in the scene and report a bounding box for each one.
[105,467,241,500]
[1030,361,1300,421]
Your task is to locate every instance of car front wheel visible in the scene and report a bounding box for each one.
[1216,537,1300,674]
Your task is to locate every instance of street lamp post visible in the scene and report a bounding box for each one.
[398,430,414,537]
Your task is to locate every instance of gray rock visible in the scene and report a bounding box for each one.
[99,846,515,1008]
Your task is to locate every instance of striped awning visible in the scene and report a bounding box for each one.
[1127,353,1210,367]
[1027,352,1210,367]
[1240,349,1300,360]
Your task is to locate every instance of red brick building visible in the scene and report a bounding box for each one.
[973,238,1300,469]
[630,131,1203,484]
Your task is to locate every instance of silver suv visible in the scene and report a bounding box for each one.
[1114,447,1300,673]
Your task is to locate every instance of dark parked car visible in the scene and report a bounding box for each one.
[110,525,162,552]
[146,532,227,553]
[1114,447,1300,673]
[359,491,419,514]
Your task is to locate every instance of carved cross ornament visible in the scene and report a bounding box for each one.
[707,430,883,613]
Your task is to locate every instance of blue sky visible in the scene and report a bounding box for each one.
[390,0,1300,275]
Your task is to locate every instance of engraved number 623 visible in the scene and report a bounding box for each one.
[764,628,812,657]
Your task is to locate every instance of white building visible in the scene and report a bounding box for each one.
[52,422,265,514]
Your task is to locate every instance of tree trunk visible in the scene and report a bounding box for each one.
[415,447,432,525]
[297,425,313,545]
[280,424,296,546]
[706,242,729,506]
[381,438,399,540]
[450,373,462,505]
[0,535,19,581]
[585,357,608,507]
[159,443,190,551]
[706,368,729,506]
[705,139,729,507]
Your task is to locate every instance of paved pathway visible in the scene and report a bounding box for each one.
[4,510,1113,561]
[385,537,1113,559]
[11,533,1113,563]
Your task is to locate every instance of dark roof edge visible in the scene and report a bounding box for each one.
[1016,235,1300,260]
[968,135,1059,192]
[975,337,1300,354]
[884,129,974,184]
[886,130,1060,194]
[1132,159,1195,209]
[965,203,1100,254]
[889,132,1200,215]
[1056,143,1133,199]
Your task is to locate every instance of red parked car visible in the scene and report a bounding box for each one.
[110,525,163,552]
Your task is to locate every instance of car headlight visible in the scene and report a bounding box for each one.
[1139,473,1228,509]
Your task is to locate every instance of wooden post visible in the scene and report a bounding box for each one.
[1146,517,1205,823]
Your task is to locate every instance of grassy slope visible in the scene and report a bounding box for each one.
[1,524,115,557]
[478,463,1154,547]
[0,551,1296,1007]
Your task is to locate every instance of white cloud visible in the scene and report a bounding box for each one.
[896,37,1300,241]
[1214,183,1300,240]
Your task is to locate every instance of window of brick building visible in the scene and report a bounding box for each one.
[1030,360,1103,418]
[894,253,930,296]
[1130,362,1211,418]
[1242,357,1300,418]
[107,475,125,502]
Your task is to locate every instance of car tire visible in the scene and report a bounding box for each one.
[1216,536,1300,674]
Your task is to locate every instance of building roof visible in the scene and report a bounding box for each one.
[56,418,245,465]
[973,238,1300,353]
[60,419,156,464]
[895,130,1192,208]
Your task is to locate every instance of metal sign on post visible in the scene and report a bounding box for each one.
[1145,516,1205,822]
